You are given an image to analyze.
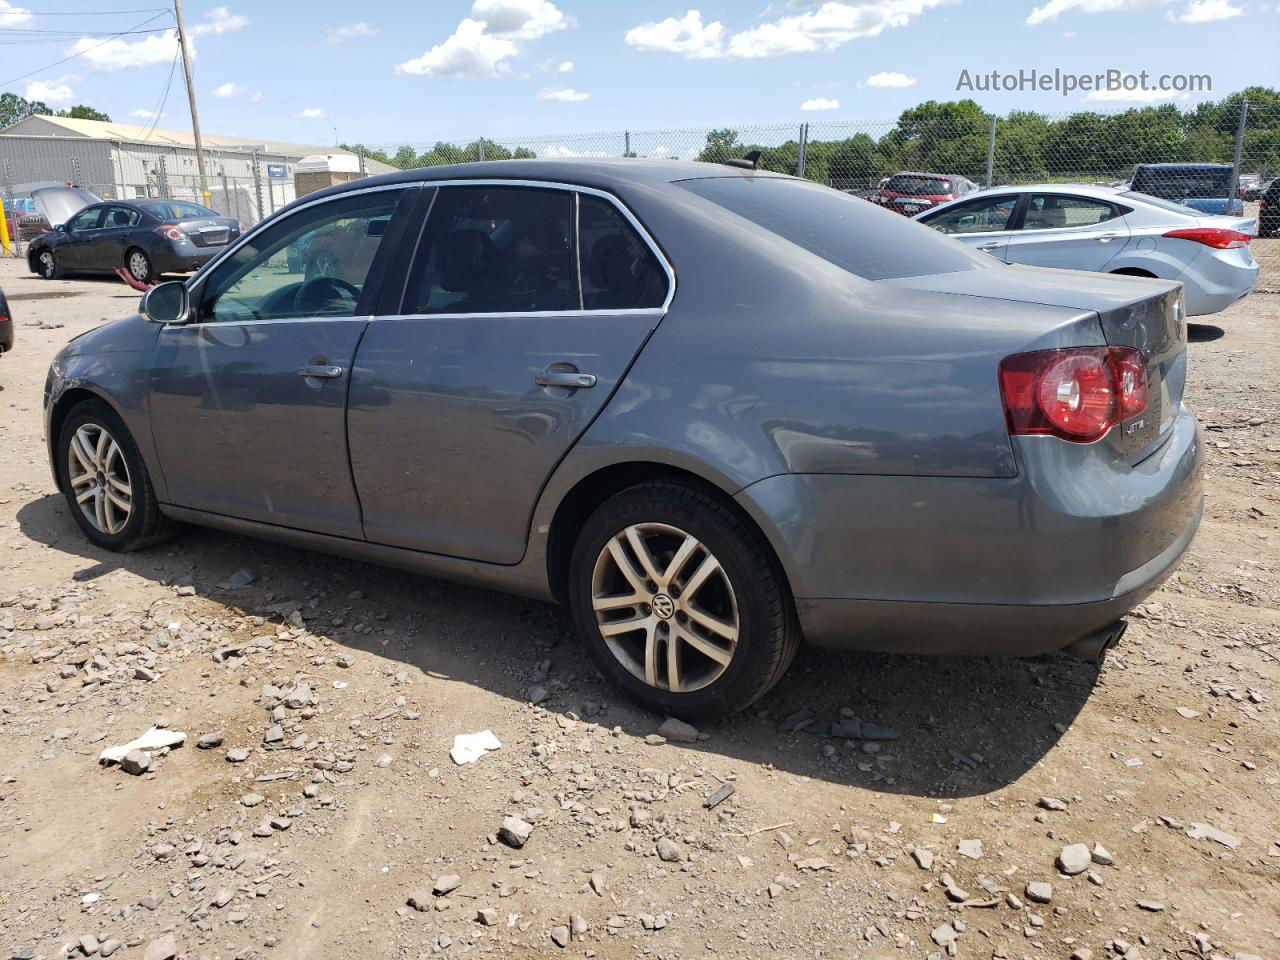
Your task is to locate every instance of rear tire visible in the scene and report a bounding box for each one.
[125,248,154,285]
[56,399,177,552]
[567,481,800,721]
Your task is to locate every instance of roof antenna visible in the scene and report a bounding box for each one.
[722,149,761,170]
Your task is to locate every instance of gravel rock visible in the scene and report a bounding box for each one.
[142,934,176,960]
[957,838,984,859]
[1025,881,1053,903]
[226,747,251,763]
[241,792,265,807]
[1057,843,1091,875]
[656,837,684,862]
[119,749,150,775]
[1091,842,1115,865]
[196,731,225,749]
[477,907,499,925]
[433,874,462,896]
[1037,796,1068,811]
[912,847,934,870]
[657,717,700,743]
[549,924,570,948]
[499,815,533,848]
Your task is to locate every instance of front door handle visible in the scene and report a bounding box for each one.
[976,242,1004,250]
[535,369,597,389]
[1098,233,1124,242]
[298,363,344,379]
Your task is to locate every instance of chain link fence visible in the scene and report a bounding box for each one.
[354,97,1278,290]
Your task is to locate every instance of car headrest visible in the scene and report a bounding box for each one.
[111,210,131,226]
[437,229,498,293]
[587,234,644,306]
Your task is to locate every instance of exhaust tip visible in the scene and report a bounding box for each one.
[1062,620,1128,664]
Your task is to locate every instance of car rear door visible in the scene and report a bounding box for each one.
[348,183,672,564]
[90,205,142,272]
[148,185,415,537]
[1001,193,1130,271]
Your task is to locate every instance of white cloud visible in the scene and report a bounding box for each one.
[327,21,379,42]
[250,90,264,103]
[537,86,590,101]
[865,70,916,87]
[67,30,181,72]
[1170,0,1242,20]
[25,76,76,104]
[1084,86,1186,102]
[193,6,247,35]
[1025,0,1165,26]
[295,107,327,119]
[557,59,574,72]
[800,96,840,110]
[471,0,571,38]
[395,17,520,76]
[211,81,246,98]
[0,0,31,28]
[625,9,726,57]
[130,107,167,120]
[626,2,946,59]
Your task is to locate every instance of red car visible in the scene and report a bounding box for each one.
[872,172,980,217]
[4,198,51,242]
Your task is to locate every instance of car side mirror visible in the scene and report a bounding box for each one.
[140,280,191,325]
[57,223,70,233]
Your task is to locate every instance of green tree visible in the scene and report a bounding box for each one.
[56,104,111,121]
[697,128,741,164]
[0,92,51,129]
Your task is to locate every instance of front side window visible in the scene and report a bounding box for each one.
[579,194,667,309]
[67,207,103,231]
[405,186,577,315]
[199,189,404,324]
[1022,195,1119,231]
[922,195,1018,234]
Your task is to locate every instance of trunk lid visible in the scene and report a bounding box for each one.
[172,215,241,248]
[31,186,101,227]
[886,263,1186,462]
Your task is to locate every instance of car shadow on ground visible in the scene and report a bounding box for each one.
[1187,322,1226,343]
[17,491,1097,800]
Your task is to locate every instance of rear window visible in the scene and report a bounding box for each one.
[138,201,219,220]
[1131,166,1229,198]
[886,175,951,196]
[679,177,990,281]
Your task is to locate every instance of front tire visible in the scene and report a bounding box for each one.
[35,248,58,279]
[56,400,176,552]
[568,481,799,720]
[125,248,154,285]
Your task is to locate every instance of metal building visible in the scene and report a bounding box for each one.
[0,114,396,225]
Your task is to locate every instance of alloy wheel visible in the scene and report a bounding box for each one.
[128,251,150,282]
[590,522,740,693]
[39,251,55,277]
[67,423,133,535]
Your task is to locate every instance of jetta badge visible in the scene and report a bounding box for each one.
[1125,418,1146,435]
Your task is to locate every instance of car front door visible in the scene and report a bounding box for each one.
[59,205,105,271]
[148,185,414,537]
[1002,193,1130,271]
[90,205,142,272]
[348,184,672,564]
[918,194,1019,260]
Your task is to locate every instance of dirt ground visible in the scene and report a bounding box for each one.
[1,253,1277,960]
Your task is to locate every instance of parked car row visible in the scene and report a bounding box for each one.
[45,157,1204,719]
[25,188,242,285]
[914,183,1259,316]
[868,172,981,215]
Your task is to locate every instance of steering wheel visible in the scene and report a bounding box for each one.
[295,275,360,315]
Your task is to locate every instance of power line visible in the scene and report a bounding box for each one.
[14,7,170,14]
[0,10,172,88]
[138,46,179,141]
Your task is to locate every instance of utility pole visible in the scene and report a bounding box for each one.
[173,0,209,207]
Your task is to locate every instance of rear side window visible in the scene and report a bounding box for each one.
[680,177,990,280]
[579,194,668,310]
[1021,195,1120,230]
[406,186,577,315]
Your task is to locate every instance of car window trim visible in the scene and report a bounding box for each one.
[178,183,417,328]
[183,178,675,320]
[388,179,674,318]
[1018,192,1125,232]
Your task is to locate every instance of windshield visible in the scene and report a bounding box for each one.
[679,177,990,280]
[886,175,951,196]
[138,201,220,220]
[1131,167,1229,198]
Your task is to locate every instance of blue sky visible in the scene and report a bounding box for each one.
[3,0,1278,148]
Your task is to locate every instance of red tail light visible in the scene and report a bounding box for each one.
[1162,227,1250,249]
[998,347,1148,444]
[155,225,186,241]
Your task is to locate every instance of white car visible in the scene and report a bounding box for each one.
[915,184,1259,316]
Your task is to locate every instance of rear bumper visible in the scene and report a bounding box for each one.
[1178,247,1259,316]
[735,405,1203,655]
[153,243,223,275]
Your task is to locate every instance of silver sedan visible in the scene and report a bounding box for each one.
[915,184,1259,316]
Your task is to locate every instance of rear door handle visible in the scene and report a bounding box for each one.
[535,370,597,389]
[298,363,344,379]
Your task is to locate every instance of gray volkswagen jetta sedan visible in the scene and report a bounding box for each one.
[44,159,1203,719]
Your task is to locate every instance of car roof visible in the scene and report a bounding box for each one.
[889,171,958,179]
[968,183,1125,200]
[1134,162,1231,170]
